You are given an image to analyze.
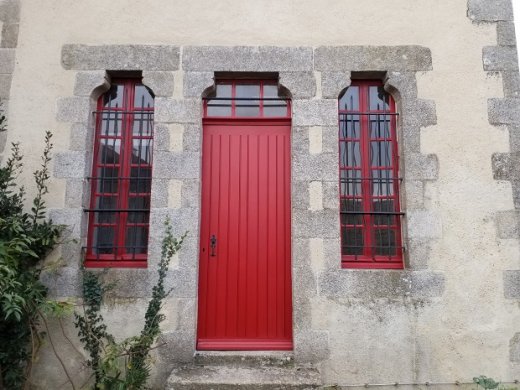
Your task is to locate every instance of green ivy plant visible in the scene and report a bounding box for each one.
[0,129,66,389]
[74,220,186,390]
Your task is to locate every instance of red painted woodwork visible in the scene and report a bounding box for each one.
[339,80,403,269]
[198,91,293,349]
[85,79,154,268]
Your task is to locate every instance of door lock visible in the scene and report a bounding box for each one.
[210,234,217,257]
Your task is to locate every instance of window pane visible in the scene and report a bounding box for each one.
[370,141,392,167]
[134,85,154,108]
[125,227,148,254]
[339,115,360,139]
[100,112,123,137]
[131,139,152,165]
[373,229,396,256]
[371,170,394,196]
[128,197,151,223]
[94,196,117,223]
[93,227,116,254]
[340,141,361,168]
[340,199,363,225]
[130,167,152,193]
[132,112,154,136]
[339,86,359,111]
[372,199,396,225]
[369,86,390,111]
[103,85,124,108]
[340,169,361,196]
[207,84,232,116]
[370,115,391,138]
[98,139,121,165]
[236,84,260,117]
[342,227,364,255]
[263,84,287,117]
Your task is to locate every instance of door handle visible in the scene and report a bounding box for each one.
[210,234,217,257]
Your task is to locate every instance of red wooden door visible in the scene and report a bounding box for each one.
[197,121,292,350]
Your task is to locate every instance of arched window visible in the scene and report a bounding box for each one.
[338,80,403,269]
[85,78,154,268]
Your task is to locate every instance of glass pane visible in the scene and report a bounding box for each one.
[373,229,396,256]
[94,197,117,223]
[130,167,152,194]
[103,85,124,108]
[371,170,394,196]
[372,199,396,225]
[98,139,121,165]
[207,84,232,116]
[370,141,392,167]
[132,112,154,136]
[339,115,360,139]
[369,86,390,111]
[93,226,115,254]
[370,115,391,138]
[96,166,119,181]
[342,227,364,255]
[131,139,152,165]
[340,141,361,168]
[125,227,148,254]
[340,169,361,196]
[236,84,260,117]
[339,86,359,111]
[100,112,123,137]
[134,85,154,108]
[128,196,150,223]
[340,199,363,225]
[263,84,287,117]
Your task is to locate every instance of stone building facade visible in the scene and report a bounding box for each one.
[2,0,520,388]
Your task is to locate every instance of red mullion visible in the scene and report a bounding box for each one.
[117,80,135,258]
[359,85,373,259]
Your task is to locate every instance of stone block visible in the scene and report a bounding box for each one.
[322,180,339,210]
[183,124,201,152]
[385,71,418,100]
[151,178,169,208]
[406,238,432,270]
[40,266,83,298]
[293,99,337,126]
[65,179,86,208]
[56,96,91,123]
[73,71,109,96]
[182,46,313,72]
[483,46,518,71]
[0,0,20,22]
[48,208,83,237]
[468,0,513,22]
[292,180,310,210]
[155,98,201,123]
[69,122,90,151]
[309,181,323,211]
[321,71,351,99]
[154,123,171,151]
[279,71,316,99]
[293,209,340,239]
[404,153,439,181]
[61,44,180,71]
[498,22,517,46]
[293,152,337,181]
[53,151,88,178]
[180,179,200,209]
[489,98,520,125]
[0,73,11,98]
[403,180,424,210]
[407,210,442,239]
[153,151,200,179]
[294,330,330,363]
[319,270,444,298]
[143,71,175,97]
[308,126,322,154]
[510,333,520,362]
[0,48,15,73]
[321,126,338,154]
[314,46,432,72]
[502,71,520,98]
[183,71,214,98]
[1,23,18,48]
[492,151,520,180]
[496,210,520,239]
[504,270,520,299]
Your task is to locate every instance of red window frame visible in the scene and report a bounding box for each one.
[203,80,291,121]
[84,78,154,268]
[338,80,403,269]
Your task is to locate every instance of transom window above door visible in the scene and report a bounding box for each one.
[204,81,291,119]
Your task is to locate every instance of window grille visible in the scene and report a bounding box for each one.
[339,81,404,269]
[84,79,154,268]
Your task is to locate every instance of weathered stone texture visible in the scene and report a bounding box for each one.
[56,96,91,123]
[319,270,445,298]
[510,333,520,362]
[153,151,200,179]
[61,44,180,71]
[502,71,520,98]
[0,48,15,73]
[53,151,88,179]
[492,151,520,180]
[292,99,337,126]
[183,71,214,98]
[321,71,351,99]
[497,22,517,46]
[407,210,442,239]
[73,71,109,96]
[279,71,316,99]
[182,46,313,72]
[467,0,513,22]
[1,23,18,48]
[155,98,200,123]
[314,46,433,72]
[483,46,519,71]
[504,270,520,299]
[489,98,520,125]
[404,153,439,181]
[496,210,520,239]
[143,71,175,97]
